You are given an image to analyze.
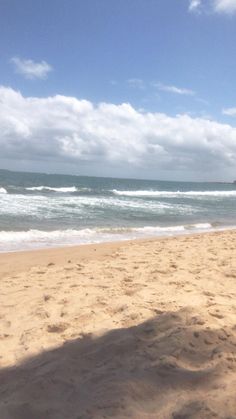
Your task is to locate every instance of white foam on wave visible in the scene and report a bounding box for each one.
[0,222,224,252]
[97,223,212,234]
[0,193,196,217]
[26,186,78,193]
[112,189,236,198]
[135,222,212,233]
[0,187,7,194]
[0,228,112,252]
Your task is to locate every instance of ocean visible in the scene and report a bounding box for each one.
[0,169,236,252]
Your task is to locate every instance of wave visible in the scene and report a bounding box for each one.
[0,222,225,252]
[135,222,213,233]
[0,194,197,218]
[97,223,212,234]
[25,186,78,193]
[112,189,236,198]
[0,187,7,194]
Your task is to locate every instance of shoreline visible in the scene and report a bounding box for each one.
[1,228,236,417]
[0,227,235,276]
[0,223,235,257]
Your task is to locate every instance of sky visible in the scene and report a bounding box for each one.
[0,0,236,181]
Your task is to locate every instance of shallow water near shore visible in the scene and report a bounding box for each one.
[0,169,236,252]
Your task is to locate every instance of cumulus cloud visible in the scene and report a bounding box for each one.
[223,107,236,116]
[0,86,236,179]
[189,0,202,12]
[214,0,236,14]
[188,0,236,14]
[155,82,195,96]
[11,57,53,79]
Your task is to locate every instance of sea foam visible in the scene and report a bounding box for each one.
[0,222,222,252]
[25,186,78,193]
[112,189,236,198]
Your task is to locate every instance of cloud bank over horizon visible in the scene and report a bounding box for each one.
[1,86,236,180]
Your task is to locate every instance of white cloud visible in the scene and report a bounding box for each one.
[0,86,236,179]
[155,82,195,96]
[11,57,53,80]
[188,0,236,14]
[214,0,236,13]
[222,107,236,116]
[189,0,202,12]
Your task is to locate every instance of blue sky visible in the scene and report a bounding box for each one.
[0,0,236,180]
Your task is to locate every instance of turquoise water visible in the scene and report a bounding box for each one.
[0,169,236,252]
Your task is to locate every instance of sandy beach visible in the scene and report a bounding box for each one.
[1,230,236,418]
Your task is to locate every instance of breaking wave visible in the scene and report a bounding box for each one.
[25,186,78,193]
[0,222,224,252]
[112,189,236,198]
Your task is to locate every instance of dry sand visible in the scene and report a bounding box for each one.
[1,230,236,418]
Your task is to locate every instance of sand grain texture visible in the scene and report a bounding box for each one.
[1,231,236,418]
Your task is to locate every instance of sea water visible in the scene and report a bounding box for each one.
[0,169,236,252]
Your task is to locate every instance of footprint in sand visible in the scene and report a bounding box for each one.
[47,262,55,267]
[43,294,52,302]
[47,322,69,333]
[209,310,224,319]
[0,333,13,340]
[203,291,215,297]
